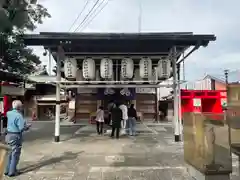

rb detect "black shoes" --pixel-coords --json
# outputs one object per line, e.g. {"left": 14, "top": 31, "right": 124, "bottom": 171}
{"left": 5, "top": 171, "right": 22, "bottom": 177}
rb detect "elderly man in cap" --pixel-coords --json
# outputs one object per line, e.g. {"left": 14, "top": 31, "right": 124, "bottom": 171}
{"left": 4, "top": 100, "right": 31, "bottom": 177}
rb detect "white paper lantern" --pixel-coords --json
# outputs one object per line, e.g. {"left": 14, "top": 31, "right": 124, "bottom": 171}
{"left": 158, "top": 59, "right": 171, "bottom": 79}
{"left": 139, "top": 57, "right": 152, "bottom": 79}
{"left": 121, "top": 58, "right": 134, "bottom": 79}
{"left": 82, "top": 58, "right": 96, "bottom": 80}
{"left": 64, "top": 58, "right": 77, "bottom": 79}
{"left": 100, "top": 58, "right": 113, "bottom": 79}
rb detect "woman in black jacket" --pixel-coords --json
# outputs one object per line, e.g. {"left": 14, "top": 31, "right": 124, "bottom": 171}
{"left": 128, "top": 104, "right": 137, "bottom": 136}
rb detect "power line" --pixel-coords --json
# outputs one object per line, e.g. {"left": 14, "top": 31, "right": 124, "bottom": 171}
{"left": 73, "top": 0, "right": 101, "bottom": 32}
{"left": 79, "top": 0, "right": 107, "bottom": 31}
{"left": 79, "top": 0, "right": 109, "bottom": 32}
{"left": 68, "top": 0, "right": 90, "bottom": 32}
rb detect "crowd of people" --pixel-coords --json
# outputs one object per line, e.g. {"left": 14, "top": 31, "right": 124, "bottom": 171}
{"left": 95, "top": 101, "right": 137, "bottom": 139}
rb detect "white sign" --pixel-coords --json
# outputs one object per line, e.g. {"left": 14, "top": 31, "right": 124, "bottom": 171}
{"left": 193, "top": 98, "right": 201, "bottom": 107}
{"left": 136, "top": 88, "right": 156, "bottom": 94}
{"left": 77, "top": 88, "right": 97, "bottom": 94}
{"left": 221, "top": 98, "right": 227, "bottom": 107}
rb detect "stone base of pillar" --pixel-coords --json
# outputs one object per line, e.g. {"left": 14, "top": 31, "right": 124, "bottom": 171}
{"left": 174, "top": 135, "right": 180, "bottom": 142}
{"left": 238, "top": 155, "right": 240, "bottom": 176}
{"left": 186, "top": 164, "right": 230, "bottom": 180}
{"left": 54, "top": 136, "right": 60, "bottom": 142}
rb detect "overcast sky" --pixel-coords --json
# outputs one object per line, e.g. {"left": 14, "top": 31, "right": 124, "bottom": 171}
{"left": 33, "top": 0, "right": 240, "bottom": 81}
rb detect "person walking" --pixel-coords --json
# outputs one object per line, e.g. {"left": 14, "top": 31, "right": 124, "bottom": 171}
{"left": 111, "top": 102, "right": 122, "bottom": 139}
{"left": 107, "top": 101, "right": 115, "bottom": 126}
{"left": 5, "top": 100, "right": 31, "bottom": 177}
{"left": 119, "top": 102, "right": 128, "bottom": 134}
{"left": 128, "top": 104, "right": 137, "bottom": 136}
{"left": 95, "top": 106, "right": 104, "bottom": 135}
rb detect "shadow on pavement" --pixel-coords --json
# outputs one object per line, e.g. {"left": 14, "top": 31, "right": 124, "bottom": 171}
{"left": 0, "top": 122, "right": 87, "bottom": 143}
{"left": 19, "top": 151, "right": 84, "bottom": 174}
{"left": 24, "top": 124, "right": 86, "bottom": 142}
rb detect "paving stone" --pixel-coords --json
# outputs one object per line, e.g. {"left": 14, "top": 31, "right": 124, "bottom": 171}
{"left": 1, "top": 121, "right": 238, "bottom": 180}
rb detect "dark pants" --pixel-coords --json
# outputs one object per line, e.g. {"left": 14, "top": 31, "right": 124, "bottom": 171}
{"left": 96, "top": 121, "right": 103, "bottom": 134}
{"left": 106, "top": 114, "right": 111, "bottom": 125}
{"left": 2, "top": 116, "right": 7, "bottom": 128}
{"left": 111, "top": 127, "right": 120, "bottom": 139}
{"left": 5, "top": 133, "right": 22, "bottom": 175}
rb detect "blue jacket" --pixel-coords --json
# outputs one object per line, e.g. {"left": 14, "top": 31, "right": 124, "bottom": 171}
{"left": 6, "top": 109, "right": 27, "bottom": 133}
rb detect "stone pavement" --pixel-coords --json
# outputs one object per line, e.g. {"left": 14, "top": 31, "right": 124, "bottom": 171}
{"left": 1, "top": 121, "right": 239, "bottom": 180}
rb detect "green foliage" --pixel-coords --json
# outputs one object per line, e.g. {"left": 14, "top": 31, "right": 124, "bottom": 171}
{"left": 0, "top": 0, "right": 51, "bottom": 75}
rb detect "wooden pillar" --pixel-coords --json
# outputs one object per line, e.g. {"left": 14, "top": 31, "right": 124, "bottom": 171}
{"left": 97, "top": 100, "right": 102, "bottom": 108}
{"left": 155, "top": 88, "right": 159, "bottom": 122}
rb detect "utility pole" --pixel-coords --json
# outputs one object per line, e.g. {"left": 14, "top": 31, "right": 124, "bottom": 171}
{"left": 48, "top": 48, "right": 51, "bottom": 76}
{"left": 138, "top": 0, "right": 142, "bottom": 33}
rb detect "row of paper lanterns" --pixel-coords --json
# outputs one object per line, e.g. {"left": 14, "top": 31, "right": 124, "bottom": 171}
{"left": 64, "top": 58, "right": 171, "bottom": 80}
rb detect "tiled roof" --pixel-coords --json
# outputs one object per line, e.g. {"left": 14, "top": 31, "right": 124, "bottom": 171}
{"left": 205, "top": 70, "right": 240, "bottom": 83}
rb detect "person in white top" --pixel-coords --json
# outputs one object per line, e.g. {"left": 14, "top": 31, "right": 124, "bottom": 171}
{"left": 119, "top": 103, "right": 128, "bottom": 132}
{"left": 95, "top": 106, "right": 104, "bottom": 135}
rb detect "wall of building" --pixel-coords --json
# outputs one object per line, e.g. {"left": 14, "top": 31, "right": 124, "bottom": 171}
{"left": 214, "top": 81, "right": 226, "bottom": 90}
{"left": 75, "top": 88, "right": 157, "bottom": 121}
{"left": 24, "top": 96, "right": 37, "bottom": 118}
{"left": 75, "top": 88, "right": 97, "bottom": 120}
{"left": 158, "top": 87, "right": 172, "bottom": 100}
{"left": 183, "top": 77, "right": 227, "bottom": 91}
{"left": 184, "top": 78, "right": 212, "bottom": 90}
{"left": 135, "top": 88, "right": 157, "bottom": 120}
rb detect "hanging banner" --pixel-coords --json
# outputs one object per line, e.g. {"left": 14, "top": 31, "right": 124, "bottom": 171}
{"left": 97, "top": 88, "right": 135, "bottom": 100}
